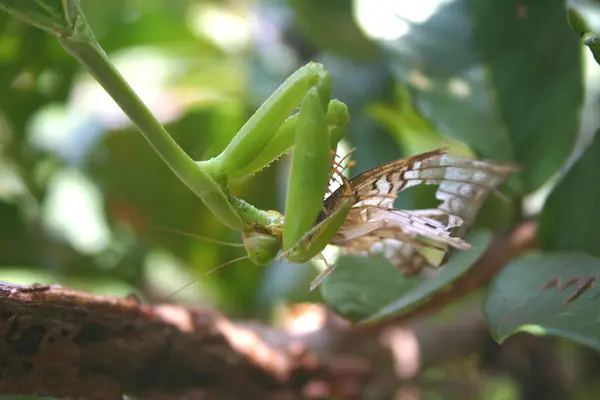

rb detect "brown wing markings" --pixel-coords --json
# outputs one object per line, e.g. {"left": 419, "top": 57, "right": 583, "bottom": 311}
{"left": 322, "top": 149, "right": 447, "bottom": 212}
{"left": 347, "top": 148, "right": 447, "bottom": 191}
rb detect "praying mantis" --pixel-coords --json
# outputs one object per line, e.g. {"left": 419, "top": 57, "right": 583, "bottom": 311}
{"left": 192, "top": 62, "right": 353, "bottom": 270}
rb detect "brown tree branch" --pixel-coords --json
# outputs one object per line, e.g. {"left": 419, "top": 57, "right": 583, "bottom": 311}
{"left": 0, "top": 282, "right": 365, "bottom": 399}
{"left": 0, "top": 221, "right": 538, "bottom": 399}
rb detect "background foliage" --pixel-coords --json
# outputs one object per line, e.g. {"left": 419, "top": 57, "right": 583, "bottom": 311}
{"left": 2, "top": 0, "right": 600, "bottom": 398}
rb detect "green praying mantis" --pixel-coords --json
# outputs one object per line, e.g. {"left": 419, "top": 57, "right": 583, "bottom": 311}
{"left": 194, "top": 62, "right": 354, "bottom": 271}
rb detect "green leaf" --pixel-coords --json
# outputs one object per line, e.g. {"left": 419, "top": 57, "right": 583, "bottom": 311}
{"left": 469, "top": 0, "right": 583, "bottom": 191}
{"left": 484, "top": 253, "right": 600, "bottom": 351}
{"left": 321, "top": 231, "right": 492, "bottom": 323}
{"left": 387, "top": 0, "right": 583, "bottom": 192}
{"left": 366, "top": 83, "right": 474, "bottom": 157}
{"left": 539, "top": 130, "right": 600, "bottom": 257}
{"left": 288, "top": 0, "right": 379, "bottom": 60}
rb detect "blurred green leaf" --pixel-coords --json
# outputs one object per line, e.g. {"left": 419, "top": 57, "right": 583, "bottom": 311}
{"left": 539, "top": 130, "right": 600, "bottom": 257}
{"left": 321, "top": 231, "right": 492, "bottom": 323}
{"left": 288, "top": 0, "right": 379, "bottom": 60}
{"left": 366, "top": 83, "right": 474, "bottom": 157}
{"left": 484, "top": 253, "right": 600, "bottom": 351}
{"left": 386, "top": 1, "right": 513, "bottom": 165}
{"left": 471, "top": 191, "right": 516, "bottom": 232}
{"left": 469, "top": 0, "right": 583, "bottom": 191}
{"left": 0, "top": 25, "right": 77, "bottom": 138}
{"left": 81, "top": 0, "right": 204, "bottom": 49}
{"left": 387, "top": 0, "right": 583, "bottom": 192}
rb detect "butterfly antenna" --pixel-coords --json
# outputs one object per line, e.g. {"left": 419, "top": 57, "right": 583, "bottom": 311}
{"left": 329, "top": 148, "right": 356, "bottom": 180}
{"left": 331, "top": 163, "right": 353, "bottom": 186}
{"left": 153, "top": 225, "right": 245, "bottom": 247}
{"left": 337, "top": 147, "right": 356, "bottom": 164}
{"left": 163, "top": 255, "right": 250, "bottom": 301}
{"left": 331, "top": 158, "right": 355, "bottom": 174}
{"left": 331, "top": 160, "right": 344, "bottom": 174}
{"left": 336, "top": 148, "right": 357, "bottom": 171}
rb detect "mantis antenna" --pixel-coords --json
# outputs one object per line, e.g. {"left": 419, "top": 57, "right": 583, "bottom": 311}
{"left": 163, "top": 255, "right": 250, "bottom": 301}
{"left": 149, "top": 225, "right": 249, "bottom": 301}
{"left": 153, "top": 225, "right": 245, "bottom": 247}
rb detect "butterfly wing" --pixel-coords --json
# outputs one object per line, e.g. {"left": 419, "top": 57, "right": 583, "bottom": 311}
{"left": 332, "top": 149, "right": 518, "bottom": 273}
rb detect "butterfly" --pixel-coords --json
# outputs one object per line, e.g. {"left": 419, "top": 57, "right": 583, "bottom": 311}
{"left": 310, "top": 147, "right": 519, "bottom": 289}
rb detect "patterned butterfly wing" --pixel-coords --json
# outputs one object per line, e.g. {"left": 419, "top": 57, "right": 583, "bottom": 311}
{"left": 310, "top": 148, "right": 460, "bottom": 289}
{"left": 326, "top": 148, "right": 518, "bottom": 274}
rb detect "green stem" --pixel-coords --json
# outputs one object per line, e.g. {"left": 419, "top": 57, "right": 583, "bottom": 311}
{"left": 58, "top": 36, "right": 244, "bottom": 231}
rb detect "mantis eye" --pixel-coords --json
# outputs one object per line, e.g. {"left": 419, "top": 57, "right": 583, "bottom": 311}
{"left": 242, "top": 230, "right": 282, "bottom": 265}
